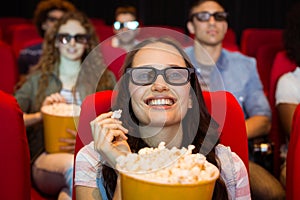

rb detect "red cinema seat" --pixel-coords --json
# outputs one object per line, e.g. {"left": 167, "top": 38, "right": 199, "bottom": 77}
{"left": 268, "top": 50, "right": 297, "bottom": 177}
{"left": 202, "top": 91, "right": 249, "bottom": 172}
{"left": 0, "top": 17, "right": 31, "bottom": 43}
{"left": 255, "top": 42, "right": 284, "bottom": 95}
{"left": 89, "top": 18, "right": 105, "bottom": 27}
{"left": 286, "top": 104, "right": 300, "bottom": 200}
{"left": 240, "top": 28, "right": 283, "bottom": 57}
{"left": 94, "top": 24, "right": 114, "bottom": 42}
{"left": 10, "top": 24, "right": 42, "bottom": 57}
{"left": 72, "top": 90, "right": 115, "bottom": 200}
{"left": 0, "top": 90, "right": 31, "bottom": 200}
{"left": 0, "top": 40, "right": 18, "bottom": 94}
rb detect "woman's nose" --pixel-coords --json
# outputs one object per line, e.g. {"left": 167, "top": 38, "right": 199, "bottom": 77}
{"left": 69, "top": 37, "right": 76, "bottom": 45}
{"left": 151, "top": 75, "right": 169, "bottom": 92}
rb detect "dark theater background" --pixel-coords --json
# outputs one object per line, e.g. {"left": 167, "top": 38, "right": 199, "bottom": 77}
{"left": 1, "top": 0, "right": 300, "bottom": 43}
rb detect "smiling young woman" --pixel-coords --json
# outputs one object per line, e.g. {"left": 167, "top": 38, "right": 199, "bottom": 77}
{"left": 74, "top": 37, "right": 251, "bottom": 200}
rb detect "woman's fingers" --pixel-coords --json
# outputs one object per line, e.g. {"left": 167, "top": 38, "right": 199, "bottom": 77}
{"left": 59, "top": 137, "right": 76, "bottom": 144}
{"left": 113, "top": 140, "right": 131, "bottom": 153}
{"left": 105, "top": 129, "right": 128, "bottom": 142}
{"left": 90, "top": 112, "right": 128, "bottom": 142}
{"left": 66, "top": 128, "right": 77, "bottom": 137}
{"left": 90, "top": 111, "right": 130, "bottom": 167}
{"left": 93, "top": 111, "right": 113, "bottom": 122}
{"left": 59, "top": 129, "right": 76, "bottom": 152}
{"left": 42, "top": 93, "right": 66, "bottom": 106}
{"left": 59, "top": 144, "right": 75, "bottom": 152}
{"left": 100, "top": 123, "right": 128, "bottom": 134}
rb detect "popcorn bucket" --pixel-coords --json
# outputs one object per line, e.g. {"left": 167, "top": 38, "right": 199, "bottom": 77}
{"left": 119, "top": 169, "right": 219, "bottom": 200}
{"left": 41, "top": 103, "right": 81, "bottom": 153}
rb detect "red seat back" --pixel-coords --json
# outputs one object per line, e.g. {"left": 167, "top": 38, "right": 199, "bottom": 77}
{"left": 286, "top": 104, "right": 300, "bottom": 200}
{"left": 268, "top": 50, "right": 297, "bottom": 176}
{"left": 0, "top": 90, "right": 31, "bottom": 200}
{"left": 241, "top": 28, "right": 283, "bottom": 57}
{"left": 202, "top": 91, "right": 249, "bottom": 172}
{"left": 94, "top": 24, "right": 114, "bottom": 42}
{"left": 10, "top": 24, "right": 42, "bottom": 57}
{"left": 72, "top": 90, "right": 115, "bottom": 200}
{"left": 0, "top": 17, "right": 31, "bottom": 43}
{"left": 89, "top": 18, "right": 105, "bottom": 27}
{"left": 0, "top": 41, "right": 18, "bottom": 94}
{"left": 75, "top": 90, "right": 115, "bottom": 156}
{"left": 255, "top": 42, "right": 284, "bottom": 95}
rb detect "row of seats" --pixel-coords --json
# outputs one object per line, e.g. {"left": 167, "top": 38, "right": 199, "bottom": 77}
{"left": 240, "top": 28, "right": 285, "bottom": 97}
{"left": 0, "top": 40, "right": 18, "bottom": 94}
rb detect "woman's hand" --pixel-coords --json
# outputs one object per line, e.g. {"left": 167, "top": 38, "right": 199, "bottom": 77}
{"left": 42, "top": 92, "right": 66, "bottom": 107}
{"left": 59, "top": 128, "right": 77, "bottom": 153}
{"left": 90, "top": 111, "right": 130, "bottom": 168}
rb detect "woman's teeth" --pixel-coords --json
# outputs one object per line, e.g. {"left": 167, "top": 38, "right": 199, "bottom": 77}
{"left": 148, "top": 99, "right": 174, "bottom": 106}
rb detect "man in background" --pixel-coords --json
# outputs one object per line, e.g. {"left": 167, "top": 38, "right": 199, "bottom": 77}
{"left": 185, "top": 0, "right": 285, "bottom": 199}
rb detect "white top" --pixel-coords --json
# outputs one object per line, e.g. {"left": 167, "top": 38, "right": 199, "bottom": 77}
{"left": 275, "top": 67, "right": 300, "bottom": 105}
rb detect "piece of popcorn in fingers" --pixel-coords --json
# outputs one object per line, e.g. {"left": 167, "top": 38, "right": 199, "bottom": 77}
{"left": 111, "top": 109, "right": 122, "bottom": 119}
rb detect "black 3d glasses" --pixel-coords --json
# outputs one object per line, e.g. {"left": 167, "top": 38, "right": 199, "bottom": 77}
{"left": 56, "top": 33, "right": 90, "bottom": 44}
{"left": 190, "top": 11, "right": 228, "bottom": 22}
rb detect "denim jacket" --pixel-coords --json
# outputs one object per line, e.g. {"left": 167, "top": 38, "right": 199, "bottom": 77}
{"left": 185, "top": 47, "right": 271, "bottom": 119}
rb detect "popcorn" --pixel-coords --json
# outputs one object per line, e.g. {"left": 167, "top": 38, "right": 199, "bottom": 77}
{"left": 116, "top": 142, "right": 219, "bottom": 184}
{"left": 41, "top": 103, "right": 81, "bottom": 117}
{"left": 111, "top": 109, "right": 122, "bottom": 119}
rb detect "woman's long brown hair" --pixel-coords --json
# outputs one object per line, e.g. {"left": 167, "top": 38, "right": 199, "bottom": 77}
{"left": 102, "top": 37, "right": 229, "bottom": 200}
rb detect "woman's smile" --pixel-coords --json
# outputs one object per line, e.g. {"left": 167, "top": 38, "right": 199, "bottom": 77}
{"left": 144, "top": 95, "right": 177, "bottom": 107}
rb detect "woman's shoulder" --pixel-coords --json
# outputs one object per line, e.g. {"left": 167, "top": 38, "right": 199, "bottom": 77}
{"left": 76, "top": 141, "right": 101, "bottom": 166}
{"left": 215, "top": 143, "right": 232, "bottom": 155}
{"left": 215, "top": 144, "right": 250, "bottom": 199}
{"left": 75, "top": 141, "right": 102, "bottom": 188}
{"left": 25, "top": 70, "right": 51, "bottom": 84}
{"left": 215, "top": 144, "right": 248, "bottom": 181}
{"left": 215, "top": 144, "right": 244, "bottom": 165}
